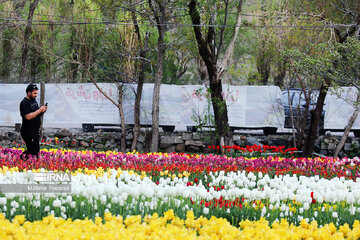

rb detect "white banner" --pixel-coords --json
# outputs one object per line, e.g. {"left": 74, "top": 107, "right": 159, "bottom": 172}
{"left": 0, "top": 83, "right": 285, "bottom": 130}
{"left": 324, "top": 87, "right": 360, "bottom": 130}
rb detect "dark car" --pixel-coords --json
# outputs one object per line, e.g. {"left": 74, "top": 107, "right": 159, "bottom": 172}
{"left": 281, "top": 89, "right": 325, "bottom": 132}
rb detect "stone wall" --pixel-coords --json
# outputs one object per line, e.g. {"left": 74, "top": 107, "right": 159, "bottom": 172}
{"left": 0, "top": 127, "right": 359, "bottom": 157}
{"left": 0, "top": 128, "right": 218, "bottom": 153}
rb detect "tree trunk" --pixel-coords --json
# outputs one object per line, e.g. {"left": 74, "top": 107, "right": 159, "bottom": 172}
{"left": 334, "top": 92, "right": 360, "bottom": 158}
{"left": 150, "top": 28, "right": 165, "bottom": 152}
{"left": 217, "top": 0, "right": 243, "bottom": 76}
{"left": 20, "top": 0, "right": 40, "bottom": 83}
{"left": 189, "top": 0, "right": 234, "bottom": 149}
{"left": 149, "top": 0, "right": 168, "bottom": 152}
{"left": 79, "top": 26, "right": 89, "bottom": 83}
{"left": 197, "top": 57, "right": 209, "bottom": 84}
{"left": 209, "top": 77, "right": 231, "bottom": 148}
{"left": 131, "top": 25, "right": 149, "bottom": 150}
{"left": 69, "top": 27, "right": 79, "bottom": 82}
{"left": 48, "top": 23, "right": 55, "bottom": 82}
{"left": 39, "top": 82, "right": 45, "bottom": 141}
{"left": 1, "top": 30, "right": 13, "bottom": 82}
{"left": 69, "top": 2, "right": 78, "bottom": 83}
{"left": 117, "top": 85, "right": 127, "bottom": 152}
{"left": 303, "top": 79, "right": 331, "bottom": 157}
{"left": 30, "top": 43, "right": 39, "bottom": 81}
{"left": 256, "top": 50, "right": 270, "bottom": 85}
{"left": 274, "top": 61, "right": 286, "bottom": 88}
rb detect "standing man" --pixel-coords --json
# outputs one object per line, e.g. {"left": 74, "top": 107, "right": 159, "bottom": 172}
{"left": 20, "top": 83, "right": 47, "bottom": 160}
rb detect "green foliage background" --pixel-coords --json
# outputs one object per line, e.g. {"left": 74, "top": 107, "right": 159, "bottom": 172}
{"left": 0, "top": 0, "right": 358, "bottom": 87}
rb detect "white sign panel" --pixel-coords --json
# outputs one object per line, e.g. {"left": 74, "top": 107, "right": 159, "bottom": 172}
{"left": 324, "top": 87, "right": 360, "bottom": 130}
{"left": 0, "top": 83, "right": 285, "bottom": 130}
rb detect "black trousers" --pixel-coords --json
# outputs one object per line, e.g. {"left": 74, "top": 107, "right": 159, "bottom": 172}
{"left": 21, "top": 130, "right": 40, "bottom": 159}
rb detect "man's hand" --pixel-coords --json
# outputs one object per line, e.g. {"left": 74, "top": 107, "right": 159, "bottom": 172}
{"left": 40, "top": 105, "right": 47, "bottom": 113}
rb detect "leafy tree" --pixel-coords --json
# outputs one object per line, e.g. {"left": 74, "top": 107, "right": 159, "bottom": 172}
{"left": 285, "top": 36, "right": 360, "bottom": 156}
{"left": 284, "top": 0, "right": 359, "bottom": 157}
{"left": 330, "top": 38, "right": 360, "bottom": 157}
{"left": 189, "top": 0, "right": 244, "bottom": 149}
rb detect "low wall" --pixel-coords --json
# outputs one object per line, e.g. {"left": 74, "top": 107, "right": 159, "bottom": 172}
{"left": 0, "top": 127, "right": 358, "bottom": 158}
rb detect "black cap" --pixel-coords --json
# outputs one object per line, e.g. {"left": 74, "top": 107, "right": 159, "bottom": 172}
{"left": 26, "top": 83, "right": 38, "bottom": 93}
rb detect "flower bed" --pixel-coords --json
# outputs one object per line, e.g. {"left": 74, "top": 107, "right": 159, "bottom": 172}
{"left": 1, "top": 147, "right": 359, "bottom": 180}
{"left": 1, "top": 146, "right": 360, "bottom": 238}
{"left": 1, "top": 211, "right": 360, "bottom": 239}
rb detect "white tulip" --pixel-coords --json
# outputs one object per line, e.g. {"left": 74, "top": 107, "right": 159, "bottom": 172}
{"left": 0, "top": 197, "right": 6, "bottom": 205}
{"left": 52, "top": 199, "right": 61, "bottom": 208}
{"left": 25, "top": 193, "right": 33, "bottom": 201}
{"left": 346, "top": 194, "right": 355, "bottom": 204}
{"left": 5, "top": 193, "right": 15, "bottom": 199}
{"left": 203, "top": 207, "right": 209, "bottom": 214}
{"left": 100, "top": 195, "right": 107, "bottom": 204}
{"left": 303, "top": 203, "right": 310, "bottom": 211}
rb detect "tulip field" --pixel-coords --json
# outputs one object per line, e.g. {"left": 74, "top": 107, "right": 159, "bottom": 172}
{"left": 1, "top": 145, "right": 360, "bottom": 239}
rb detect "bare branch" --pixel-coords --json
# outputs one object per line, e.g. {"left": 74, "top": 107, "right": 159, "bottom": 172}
{"left": 215, "top": 0, "right": 229, "bottom": 61}
{"left": 217, "top": 0, "right": 243, "bottom": 79}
